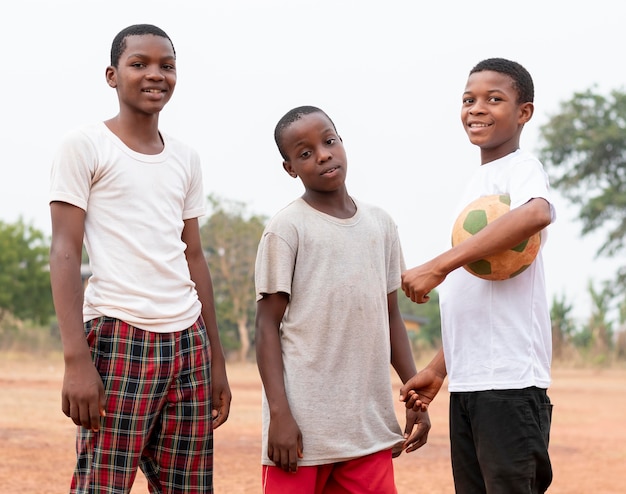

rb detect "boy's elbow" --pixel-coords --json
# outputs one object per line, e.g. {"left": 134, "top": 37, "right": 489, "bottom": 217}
{"left": 530, "top": 198, "right": 552, "bottom": 229}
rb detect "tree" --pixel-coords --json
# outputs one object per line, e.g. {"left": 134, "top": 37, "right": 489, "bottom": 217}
{"left": 398, "top": 289, "right": 441, "bottom": 347}
{"left": 200, "top": 196, "right": 266, "bottom": 361}
{"left": 0, "top": 219, "right": 53, "bottom": 325}
{"left": 539, "top": 87, "right": 626, "bottom": 290}
{"left": 585, "top": 280, "right": 614, "bottom": 363}
{"left": 615, "top": 296, "right": 626, "bottom": 360}
{"left": 549, "top": 292, "right": 577, "bottom": 360}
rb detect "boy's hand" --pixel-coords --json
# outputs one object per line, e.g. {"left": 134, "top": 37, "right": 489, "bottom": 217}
{"left": 62, "top": 357, "right": 106, "bottom": 432}
{"left": 402, "top": 409, "right": 431, "bottom": 453}
{"left": 399, "top": 369, "right": 444, "bottom": 412}
{"left": 267, "top": 410, "right": 303, "bottom": 473}
{"left": 210, "top": 363, "right": 232, "bottom": 428}
{"left": 401, "top": 261, "right": 446, "bottom": 304}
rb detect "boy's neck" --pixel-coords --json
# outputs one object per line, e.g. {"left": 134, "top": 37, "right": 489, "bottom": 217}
{"left": 104, "top": 113, "right": 164, "bottom": 155}
{"left": 480, "top": 145, "right": 520, "bottom": 165}
{"left": 301, "top": 190, "right": 356, "bottom": 219}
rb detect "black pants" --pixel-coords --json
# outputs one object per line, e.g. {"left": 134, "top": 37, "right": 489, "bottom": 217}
{"left": 449, "top": 387, "right": 553, "bottom": 494}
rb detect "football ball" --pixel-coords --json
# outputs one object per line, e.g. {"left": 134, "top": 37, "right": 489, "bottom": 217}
{"left": 451, "top": 194, "right": 541, "bottom": 281}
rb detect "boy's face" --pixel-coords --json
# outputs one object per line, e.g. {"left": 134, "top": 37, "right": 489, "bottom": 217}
{"left": 281, "top": 112, "right": 348, "bottom": 193}
{"left": 461, "top": 70, "right": 533, "bottom": 163}
{"left": 105, "top": 34, "right": 176, "bottom": 116}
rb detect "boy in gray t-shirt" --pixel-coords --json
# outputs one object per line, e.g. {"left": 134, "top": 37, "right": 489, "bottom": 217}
{"left": 255, "top": 106, "right": 430, "bottom": 493}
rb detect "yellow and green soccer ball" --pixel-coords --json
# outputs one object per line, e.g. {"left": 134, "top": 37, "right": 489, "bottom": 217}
{"left": 451, "top": 194, "right": 541, "bottom": 281}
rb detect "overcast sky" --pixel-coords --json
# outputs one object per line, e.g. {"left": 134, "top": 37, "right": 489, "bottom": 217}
{"left": 2, "top": 0, "right": 623, "bottom": 321}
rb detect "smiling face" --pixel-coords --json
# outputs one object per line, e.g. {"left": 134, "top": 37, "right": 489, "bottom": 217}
{"left": 105, "top": 34, "right": 176, "bottom": 116}
{"left": 280, "top": 111, "right": 348, "bottom": 195}
{"left": 461, "top": 70, "right": 533, "bottom": 164}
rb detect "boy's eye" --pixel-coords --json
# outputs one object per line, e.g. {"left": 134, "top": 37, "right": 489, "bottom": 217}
{"left": 162, "top": 64, "right": 175, "bottom": 71}
{"left": 326, "top": 138, "right": 336, "bottom": 145}
{"left": 300, "top": 151, "right": 311, "bottom": 159}
{"left": 462, "top": 97, "right": 474, "bottom": 104}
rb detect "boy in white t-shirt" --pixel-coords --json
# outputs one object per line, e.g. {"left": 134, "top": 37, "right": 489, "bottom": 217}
{"left": 49, "top": 24, "right": 231, "bottom": 493}
{"left": 400, "top": 58, "right": 555, "bottom": 494}
{"left": 255, "top": 106, "right": 430, "bottom": 493}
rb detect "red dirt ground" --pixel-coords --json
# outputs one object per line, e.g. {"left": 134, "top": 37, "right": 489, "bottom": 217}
{"left": 1, "top": 354, "right": 624, "bottom": 493}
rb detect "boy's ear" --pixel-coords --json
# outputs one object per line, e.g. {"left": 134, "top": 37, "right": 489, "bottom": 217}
{"left": 519, "top": 102, "right": 534, "bottom": 124}
{"left": 283, "top": 160, "right": 297, "bottom": 178}
{"left": 105, "top": 66, "right": 117, "bottom": 88}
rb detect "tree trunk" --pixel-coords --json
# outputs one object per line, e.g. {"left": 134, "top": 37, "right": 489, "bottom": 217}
{"left": 237, "top": 316, "right": 250, "bottom": 362}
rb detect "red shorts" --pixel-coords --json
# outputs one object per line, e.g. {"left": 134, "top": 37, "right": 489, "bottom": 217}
{"left": 262, "top": 449, "right": 397, "bottom": 494}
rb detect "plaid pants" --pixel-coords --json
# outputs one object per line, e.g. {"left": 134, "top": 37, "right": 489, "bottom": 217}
{"left": 70, "top": 317, "right": 214, "bottom": 494}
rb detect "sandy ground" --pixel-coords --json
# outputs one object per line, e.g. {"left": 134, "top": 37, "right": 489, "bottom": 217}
{"left": 1, "top": 353, "right": 625, "bottom": 493}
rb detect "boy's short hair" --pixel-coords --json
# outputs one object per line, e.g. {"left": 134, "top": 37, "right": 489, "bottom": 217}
{"left": 470, "top": 58, "right": 534, "bottom": 104}
{"left": 274, "top": 106, "right": 338, "bottom": 160}
{"left": 110, "top": 24, "right": 175, "bottom": 68}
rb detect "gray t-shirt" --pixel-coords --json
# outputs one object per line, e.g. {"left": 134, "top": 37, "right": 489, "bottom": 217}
{"left": 255, "top": 197, "right": 406, "bottom": 466}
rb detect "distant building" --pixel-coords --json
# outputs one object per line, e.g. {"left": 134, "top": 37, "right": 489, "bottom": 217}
{"left": 402, "top": 314, "right": 429, "bottom": 334}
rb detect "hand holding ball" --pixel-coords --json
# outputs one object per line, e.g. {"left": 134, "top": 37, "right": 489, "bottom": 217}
{"left": 451, "top": 194, "right": 540, "bottom": 280}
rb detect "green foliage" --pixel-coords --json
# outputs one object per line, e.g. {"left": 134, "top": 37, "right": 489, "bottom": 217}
{"left": 550, "top": 292, "right": 578, "bottom": 359}
{"left": 550, "top": 292, "right": 577, "bottom": 338}
{"left": 398, "top": 290, "right": 441, "bottom": 346}
{"left": 0, "top": 219, "right": 54, "bottom": 325}
{"left": 539, "top": 87, "right": 626, "bottom": 288}
{"left": 200, "top": 195, "right": 267, "bottom": 357}
{"left": 571, "top": 328, "right": 593, "bottom": 349}
{"left": 585, "top": 280, "right": 614, "bottom": 351}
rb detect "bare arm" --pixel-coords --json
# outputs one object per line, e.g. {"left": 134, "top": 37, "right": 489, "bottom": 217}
{"left": 402, "top": 198, "right": 552, "bottom": 303}
{"left": 388, "top": 290, "right": 431, "bottom": 453}
{"left": 388, "top": 290, "right": 418, "bottom": 383}
{"left": 49, "top": 201, "right": 106, "bottom": 431}
{"left": 399, "top": 347, "right": 447, "bottom": 412}
{"left": 255, "top": 292, "right": 303, "bottom": 472}
{"left": 182, "top": 218, "right": 231, "bottom": 428}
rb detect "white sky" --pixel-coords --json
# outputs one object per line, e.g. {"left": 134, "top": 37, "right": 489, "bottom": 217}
{"left": 1, "top": 0, "right": 624, "bottom": 322}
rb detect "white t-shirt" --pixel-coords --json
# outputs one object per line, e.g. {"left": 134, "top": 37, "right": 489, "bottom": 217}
{"left": 439, "top": 149, "right": 556, "bottom": 392}
{"left": 255, "top": 198, "right": 405, "bottom": 466}
{"left": 50, "top": 122, "right": 204, "bottom": 333}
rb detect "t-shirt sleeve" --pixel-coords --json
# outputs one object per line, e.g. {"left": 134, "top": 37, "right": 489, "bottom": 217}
{"left": 182, "top": 149, "right": 206, "bottom": 220}
{"left": 254, "top": 231, "right": 296, "bottom": 301}
{"left": 386, "top": 220, "right": 406, "bottom": 294}
{"left": 49, "top": 129, "right": 95, "bottom": 211}
{"left": 510, "top": 157, "right": 556, "bottom": 223}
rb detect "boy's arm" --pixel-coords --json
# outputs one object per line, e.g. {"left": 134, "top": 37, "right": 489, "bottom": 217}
{"left": 388, "top": 290, "right": 418, "bottom": 383}
{"left": 255, "top": 292, "right": 303, "bottom": 472}
{"left": 402, "top": 197, "right": 552, "bottom": 303}
{"left": 49, "top": 201, "right": 106, "bottom": 432}
{"left": 182, "top": 218, "right": 231, "bottom": 428}
{"left": 399, "top": 347, "right": 447, "bottom": 412}
{"left": 388, "top": 290, "right": 431, "bottom": 453}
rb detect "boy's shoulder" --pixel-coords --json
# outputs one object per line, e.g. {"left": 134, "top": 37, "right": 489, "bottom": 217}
{"left": 498, "top": 148, "right": 543, "bottom": 167}
{"left": 160, "top": 130, "right": 197, "bottom": 153}
{"left": 480, "top": 149, "right": 546, "bottom": 177}
{"left": 265, "top": 198, "right": 309, "bottom": 227}
{"left": 353, "top": 198, "right": 399, "bottom": 229}
{"left": 60, "top": 121, "right": 106, "bottom": 142}
{"left": 54, "top": 122, "right": 110, "bottom": 158}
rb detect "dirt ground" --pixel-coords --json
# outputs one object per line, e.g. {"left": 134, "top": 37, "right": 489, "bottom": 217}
{"left": 1, "top": 352, "right": 625, "bottom": 494}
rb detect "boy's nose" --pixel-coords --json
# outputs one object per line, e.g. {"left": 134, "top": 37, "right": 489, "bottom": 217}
{"left": 468, "top": 101, "right": 486, "bottom": 114}
{"left": 317, "top": 148, "right": 332, "bottom": 163}
{"left": 146, "top": 68, "right": 166, "bottom": 80}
